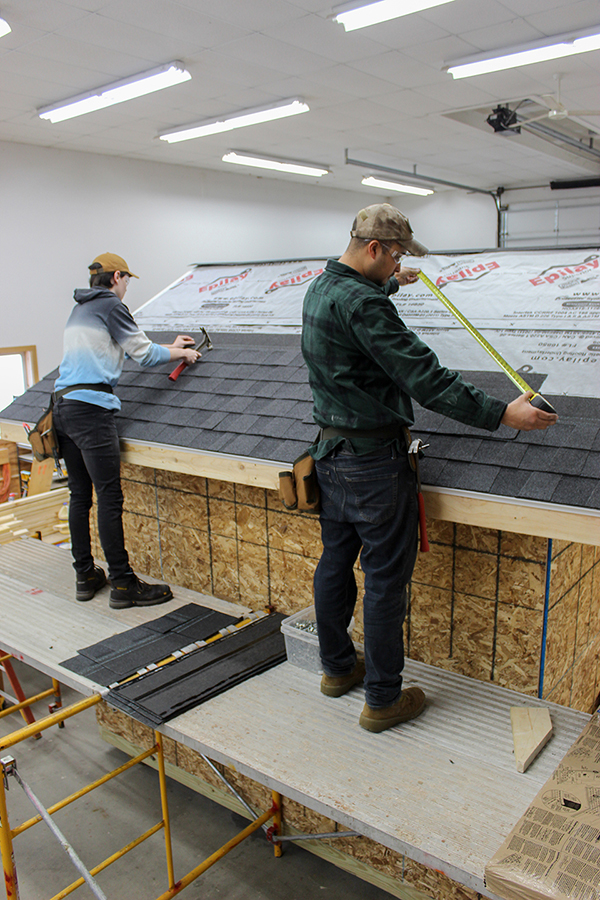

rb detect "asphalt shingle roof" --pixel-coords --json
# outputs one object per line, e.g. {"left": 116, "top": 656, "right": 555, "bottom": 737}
{"left": 2, "top": 331, "right": 599, "bottom": 511}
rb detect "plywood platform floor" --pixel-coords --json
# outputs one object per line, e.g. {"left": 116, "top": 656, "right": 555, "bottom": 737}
{"left": 0, "top": 540, "right": 589, "bottom": 899}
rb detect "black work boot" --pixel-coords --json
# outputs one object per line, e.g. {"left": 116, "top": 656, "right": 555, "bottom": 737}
{"left": 76, "top": 566, "right": 107, "bottom": 602}
{"left": 109, "top": 575, "right": 173, "bottom": 609}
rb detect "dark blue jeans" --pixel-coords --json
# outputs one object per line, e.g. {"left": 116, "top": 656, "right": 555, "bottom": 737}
{"left": 314, "top": 444, "right": 418, "bottom": 708}
{"left": 53, "top": 399, "right": 132, "bottom": 581}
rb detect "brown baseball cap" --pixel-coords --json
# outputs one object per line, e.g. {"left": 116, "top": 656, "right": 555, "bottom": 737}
{"left": 88, "top": 252, "right": 139, "bottom": 278}
{"left": 351, "top": 203, "right": 428, "bottom": 257}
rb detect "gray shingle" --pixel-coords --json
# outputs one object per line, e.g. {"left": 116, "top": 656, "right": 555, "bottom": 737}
{"left": 242, "top": 365, "right": 279, "bottom": 381}
{"left": 490, "top": 469, "right": 531, "bottom": 497}
{"left": 568, "top": 423, "right": 600, "bottom": 451}
{"left": 215, "top": 413, "right": 260, "bottom": 434}
{"left": 427, "top": 436, "right": 482, "bottom": 461}
{"left": 245, "top": 398, "right": 297, "bottom": 417}
{"left": 551, "top": 476, "right": 598, "bottom": 507}
{"left": 118, "top": 421, "right": 158, "bottom": 440}
{"left": 435, "top": 461, "right": 501, "bottom": 493}
{"left": 220, "top": 434, "right": 264, "bottom": 457}
{"left": 419, "top": 456, "right": 447, "bottom": 485}
{"left": 247, "top": 382, "right": 281, "bottom": 398}
{"left": 518, "top": 471, "right": 562, "bottom": 502}
{"left": 189, "top": 430, "right": 232, "bottom": 452}
{"left": 521, "top": 445, "right": 588, "bottom": 476}
{"left": 581, "top": 454, "right": 600, "bottom": 479}
{"left": 475, "top": 440, "right": 527, "bottom": 467}
{"left": 272, "top": 383, "right": 313, "bottom": 401}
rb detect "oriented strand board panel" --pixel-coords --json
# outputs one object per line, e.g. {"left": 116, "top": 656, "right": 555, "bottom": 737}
{"left": 511, "top": 707, "right": 553, "bottom": 773}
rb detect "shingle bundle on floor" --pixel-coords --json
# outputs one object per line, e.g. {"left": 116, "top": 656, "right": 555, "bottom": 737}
{"left": 2, "top": 331, "right": 599, "bottom": 510}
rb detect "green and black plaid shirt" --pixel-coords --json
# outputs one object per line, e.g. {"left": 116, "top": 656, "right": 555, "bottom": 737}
{"left": 301, "top": 259, "right": 507, "bottom": 458}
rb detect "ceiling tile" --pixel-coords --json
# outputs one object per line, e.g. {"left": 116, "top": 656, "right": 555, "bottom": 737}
{"left": 262, "top": 12, "right": 386, "bottom": 64}
{"left": 98, "top": 0, "right": 247, "bottom": 48}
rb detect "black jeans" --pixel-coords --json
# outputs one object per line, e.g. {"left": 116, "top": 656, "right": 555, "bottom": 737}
{"left": 53, "top": 399, "right": 132, "bottom": 581}
{"left": 314, "top": 445, "right": 419, "bottom": 708}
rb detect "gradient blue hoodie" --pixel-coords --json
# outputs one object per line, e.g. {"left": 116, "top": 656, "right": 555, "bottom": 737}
{"left": 54, "top": 287, "right": 170, "bottom": 411}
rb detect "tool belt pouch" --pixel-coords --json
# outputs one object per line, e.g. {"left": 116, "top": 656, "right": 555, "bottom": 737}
{"left": 294, "top": 451, "right": 320, "bottom": 512}
{"left": 28, "top": 399, "right": 59, "bottom": 463}
{"left": 278, "top": 471, "right": 297, "bottom": 510}
{"left": 278, "top": 451, "right": 321, "bottom": 512}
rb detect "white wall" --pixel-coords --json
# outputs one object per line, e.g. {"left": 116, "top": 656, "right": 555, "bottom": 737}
{"left": 0, "top": 141, "right": 497, "bottom": 377}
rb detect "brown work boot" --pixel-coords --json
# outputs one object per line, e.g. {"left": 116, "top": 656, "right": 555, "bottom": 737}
{"left": 359, "top": 686, "right": 426, "bottom": 733}
{"left": 321, "top": 659, "right": 366, "bottom": 697}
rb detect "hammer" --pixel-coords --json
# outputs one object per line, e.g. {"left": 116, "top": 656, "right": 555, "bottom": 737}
{"left": 168, "top": 328, "right": 213, "bottom": 382}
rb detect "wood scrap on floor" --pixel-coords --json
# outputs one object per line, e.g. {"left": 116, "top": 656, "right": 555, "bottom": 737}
{"left": 510, "top": 706, "right": 553, "bottom": 773}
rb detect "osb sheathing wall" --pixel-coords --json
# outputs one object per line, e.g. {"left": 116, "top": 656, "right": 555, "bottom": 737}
{"left": 92, "top": 462, "right": 600, "bottom": 900}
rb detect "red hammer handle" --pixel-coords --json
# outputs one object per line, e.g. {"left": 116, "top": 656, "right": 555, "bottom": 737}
{"left": 417, "top": 491, "right": 430, "bottom": 553}
{"left": 168, "top": 360, "right": 187, "bottom": 382}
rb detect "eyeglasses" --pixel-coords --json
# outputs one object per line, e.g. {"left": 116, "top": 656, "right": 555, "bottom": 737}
{"left": 378, "top": 241, "right": 404, "bottom": 263}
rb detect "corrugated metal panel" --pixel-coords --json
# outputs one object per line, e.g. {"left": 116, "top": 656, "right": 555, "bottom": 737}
{"left": 0, "top": 540, "right": 589, "bottom": 898}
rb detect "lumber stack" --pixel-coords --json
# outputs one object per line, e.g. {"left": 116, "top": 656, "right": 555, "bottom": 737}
{"left": 0, "top": 512, "right": 28, "bottom": 544}
{"left": 0, "top": 487, "right": 69, "bottom": 544}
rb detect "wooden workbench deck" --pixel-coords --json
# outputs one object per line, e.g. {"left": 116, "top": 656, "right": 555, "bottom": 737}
{"left": 0, "top": 539, "right": 589, "bottom": 899}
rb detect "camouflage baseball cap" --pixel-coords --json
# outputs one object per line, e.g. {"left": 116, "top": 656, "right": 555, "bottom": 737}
{"left": 89, "top": 252, "right": 139, "bottom": 278}
{"left": 350, "top": 203, "right": 428, "bottom": 257}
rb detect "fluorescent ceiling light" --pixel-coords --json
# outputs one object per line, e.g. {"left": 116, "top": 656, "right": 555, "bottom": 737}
{"left": 0, "top": 17, "right": 11, "bottom": 38}
{"left": 160, "top": 99, "right": 309, "bottom": 143}
{"left": 362, "top": 176, "right": 433, "bottom": 196}
{"left": 223, "top": 151, "right": 328, "bottom": 178}
{"left": 448, "top": 31, "right": 600, "bottom": 78}
{"left": 38, "top": 63, "right": 191, "bottom": 123}
{"left": 334, "top": 0, "right": 455, "bottom": 31}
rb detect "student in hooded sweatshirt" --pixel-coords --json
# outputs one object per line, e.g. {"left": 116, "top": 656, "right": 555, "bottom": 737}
{"left": 53, "top": 252, "right": 200, "bottom": 609}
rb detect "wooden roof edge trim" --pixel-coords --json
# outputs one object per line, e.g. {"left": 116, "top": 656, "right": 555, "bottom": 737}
{"left": 2, "top": 421, "right": 597, "bottom": 545}
{"left": 119, "top": 438, "right": 282, "bottom": 490}
{"left": 423, "top": 486, "right": 600, "bottom": 547}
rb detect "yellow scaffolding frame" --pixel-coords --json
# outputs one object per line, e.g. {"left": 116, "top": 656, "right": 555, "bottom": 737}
{"left": 0, "top": 650, "right": 64, "bottom": 735}
{"left": 0, "top": 693, "right": 282, "bottom": 900}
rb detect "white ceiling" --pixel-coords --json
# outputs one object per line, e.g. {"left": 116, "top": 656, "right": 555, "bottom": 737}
{"left": 1, "top": 0, "right": 600, "bottom": 195}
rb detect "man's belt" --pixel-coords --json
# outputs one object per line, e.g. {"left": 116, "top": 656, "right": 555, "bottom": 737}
{"left": 320, "top": 423, "right": 408, "bottom": 442}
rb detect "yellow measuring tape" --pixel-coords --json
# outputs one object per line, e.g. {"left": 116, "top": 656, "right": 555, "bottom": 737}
{"left": 417, "top": 271, "right": 556, "bottom": 414}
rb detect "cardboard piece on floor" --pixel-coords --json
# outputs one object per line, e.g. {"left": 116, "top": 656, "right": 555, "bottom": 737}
{"left": 511, "top": 706, "right": 553, "bottom": 774}
{"left": 486, "top": 716, "right": 600, "bottom": 900}
{"left": 28, "top": 458, "right": 54, "bottom": 496}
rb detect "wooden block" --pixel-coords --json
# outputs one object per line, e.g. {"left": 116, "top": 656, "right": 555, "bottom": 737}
{"left": 28, "top": 458, "right": 55, "bottom": 496}
{"left": 510, "top": 706, "right": 553, "bottom": 773}
{"left": 53, "top": 523, "right": 70, "bottom": 534}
